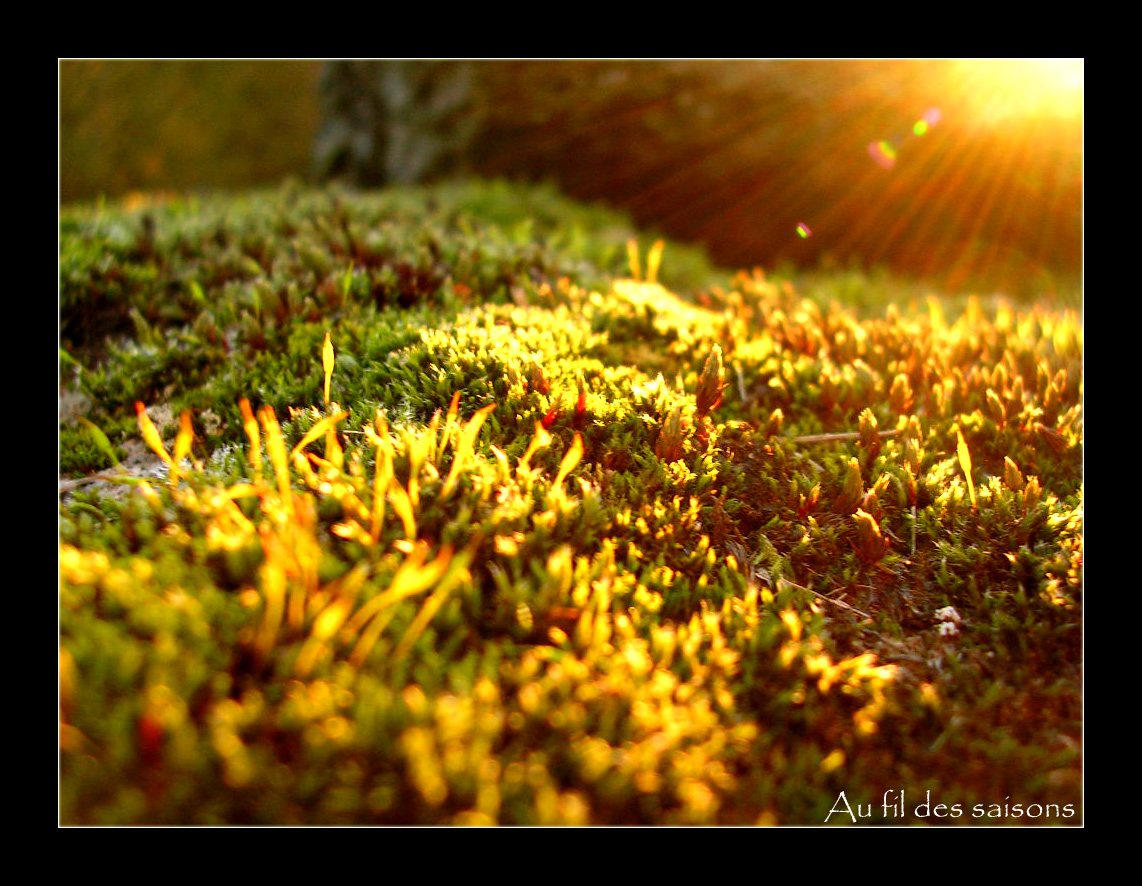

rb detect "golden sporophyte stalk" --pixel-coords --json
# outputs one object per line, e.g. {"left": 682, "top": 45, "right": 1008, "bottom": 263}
{"left": 135, "top": 402, "right": 171, "bottom": 469}
{"left": 323, "top": 332, "right": 334, "bottom": 408}
{"left": 552, "top": 433, "right": 584, "bottom": 492}
{"left": 260, "top": 405, "right": 292, "bottom": 504}
{"left": 239, "top": 398, "right": 261, "bottom": 482}
{"left": 346, "top": 542, "right": 455, "bottom": 668}
{"left": 955, "top": 426, "right": 977, "bottom": 512}
{"left": 135, "top": 402, "right": 194, "bottom": 488}
{"left": 646, "top": 239, "right": 664, "bottom": 284}
{"left": 626, "top": 238, "right": 665, "bottom": 283}
{"left": 440, "top": 400, "right": 497, "bottom": 500}
{"left": 519, "top": 421, "right": 553, "bottom": 476}
{"left": 626, "top": 239, "right": 641, "bottom": 282}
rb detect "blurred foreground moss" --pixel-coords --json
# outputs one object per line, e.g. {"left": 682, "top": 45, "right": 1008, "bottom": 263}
{"left": 59, "top": 181, "right": 1081, "bottom": 825}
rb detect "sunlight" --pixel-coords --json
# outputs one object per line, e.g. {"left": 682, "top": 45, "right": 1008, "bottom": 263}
{"left": 718, "top": 59, "right": 1084, "bottom": 293}
{"left": 949, "top": 59, "right": 1083, "bottom": 122}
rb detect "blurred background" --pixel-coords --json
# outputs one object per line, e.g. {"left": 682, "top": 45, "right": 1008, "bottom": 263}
{"left": 59, "top": 59, "right": 1082, "bottom": 298}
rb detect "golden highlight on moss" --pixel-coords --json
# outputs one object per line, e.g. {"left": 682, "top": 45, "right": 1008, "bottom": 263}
{"left": 59, "top": 181, "right": 1082, "bottom": 826}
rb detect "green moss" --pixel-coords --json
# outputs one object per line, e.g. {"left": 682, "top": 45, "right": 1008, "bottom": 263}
{"left": 59, "top": 180, "right": 1082, "bottom": 825}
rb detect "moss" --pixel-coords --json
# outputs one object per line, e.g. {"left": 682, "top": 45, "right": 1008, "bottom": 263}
{"left": 59, "top": 180, "right": 1082, "bottom": 825}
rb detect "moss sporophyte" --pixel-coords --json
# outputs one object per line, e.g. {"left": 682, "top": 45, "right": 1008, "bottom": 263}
{"left": 58, "top": 183, "right": 1081, "bottom": 825}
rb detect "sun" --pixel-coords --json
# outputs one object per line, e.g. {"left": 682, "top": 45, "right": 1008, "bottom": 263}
{"left": 949, "top": 59, "right": 1083, "bottom": 122}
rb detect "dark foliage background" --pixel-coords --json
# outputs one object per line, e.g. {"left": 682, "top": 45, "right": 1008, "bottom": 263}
{"left": 59, "top": 59, "right": 1081, "bottom": 297}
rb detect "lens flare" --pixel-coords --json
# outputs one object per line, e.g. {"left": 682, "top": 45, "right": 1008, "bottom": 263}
{"left": 868, "top": 140, "right": 898, "bottom": 169}
{"left": 913, "top": 108, "right": 941, "bottom": 136}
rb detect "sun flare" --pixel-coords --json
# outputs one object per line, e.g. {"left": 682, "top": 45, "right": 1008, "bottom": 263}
{"left": 950, "top": 59, "right": 1083, "bottom": 121}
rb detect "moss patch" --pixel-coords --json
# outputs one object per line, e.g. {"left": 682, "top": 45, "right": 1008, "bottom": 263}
{"left": 59, "top": 180, "right": 1082, "bottom": 825}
